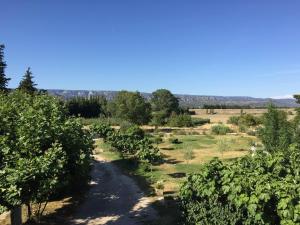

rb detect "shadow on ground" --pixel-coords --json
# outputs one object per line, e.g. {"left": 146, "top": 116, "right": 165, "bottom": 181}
{"left": 27, "top": 158, "right": 181, "bottom": 225}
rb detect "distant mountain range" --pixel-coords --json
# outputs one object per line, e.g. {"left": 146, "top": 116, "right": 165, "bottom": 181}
{"left": 46, "top": 89, "right": 299, "bottom": 108}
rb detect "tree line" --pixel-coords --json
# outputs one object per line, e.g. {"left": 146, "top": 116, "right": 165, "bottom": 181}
{"left": 0, "top": 45, "right": 38, "bottom": 94}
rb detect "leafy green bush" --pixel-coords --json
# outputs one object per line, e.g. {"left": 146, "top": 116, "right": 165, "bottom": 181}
{"left": 168, "top": 113, "right": 193, "bottom": 127}
{"left": 227, "top": 116, "right": 240, "bottom": 125}
{"left": 211, "top": 124, "right": 232, "bottom": 135}
{"left": 192, "top": 118, "right": 210, "bottom": 126}
{"left": 153, "top": 136, "right": 163, "bottom": 145}
{"left": 90, "top": 123, "right": 115, "bottom": 140}
{"left": 100, "top": 125, "right": 162, "bottom": 164}
{"left": 228, "top": 114, "right": 262, "bottom": 127}
{"left": 0, "top": 92, "right": 93, "bottom": 218}
{"left": 180, "top": 146, "right": 300, "bottom": 225}
{"left": 122, "top": 124, "right": 145, "bottom": 139}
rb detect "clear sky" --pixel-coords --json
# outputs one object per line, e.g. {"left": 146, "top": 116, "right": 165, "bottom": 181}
{"left": 1, "top": 0, "right": 300, "bottom": 98}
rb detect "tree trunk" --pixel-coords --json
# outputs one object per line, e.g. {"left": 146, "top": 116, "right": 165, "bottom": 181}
{"left": 26, "top": 202, "right": 32, "bottom": 220}
{"left": 10, "top": 206, "right": 22, "bottom": 225}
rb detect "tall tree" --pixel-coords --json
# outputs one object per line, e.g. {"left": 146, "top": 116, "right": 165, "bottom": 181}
{"left": 108, "top": 91, "right": 151, "bottom": 124}
{"left": 18, "top": 67, "right": 37, "bottom": 94}
{"left": 294, "top": 94, "right": 300, "bottom": 104}
{"left": 0, "top": 44, "right": 10, "bottom": 92}
{"left": 150, "top": 89, "right": 179, "bottom": 125}
{"left": 258, "top": 105, "right": 292, "bottom": 152}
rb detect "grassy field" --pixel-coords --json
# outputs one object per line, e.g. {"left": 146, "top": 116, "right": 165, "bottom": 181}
{"left": 96, "top": 132, "right": 256, "bottom": 196}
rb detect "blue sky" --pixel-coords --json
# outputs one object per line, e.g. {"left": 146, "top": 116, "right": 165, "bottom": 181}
{"left": 1, "top": 0, "right": 300, "bottom": 98}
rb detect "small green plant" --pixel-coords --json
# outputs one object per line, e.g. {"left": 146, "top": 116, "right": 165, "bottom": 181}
{"left": 192, "top": 118, "right": 210, "bottom": 126}
{"left": 183, "top": 148, "right": 195, "bottom": 164}
{"left": 153, "top": 136, "right": 163, "bottom": 145}
{"left": 217, "top": 138, "right": 230, "bottom": 158}
{"left": 168, "top": 113, "right": 193, "bottom": 127}
{"left": 211, "top": 125, "right": 232, "bottom": 135}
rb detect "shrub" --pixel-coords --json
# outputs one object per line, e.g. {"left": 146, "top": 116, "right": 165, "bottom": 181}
{"left": 192, "top": 118, "right": 210, "bottom": 126}
{"left": 180, "top": 147, "right": 300, "bottom": 225}
{"left": 0, "top": 92, "right": 93, "bottom": 218}
{"left": 168, "top": 113, "right": 193, "bottom": 127}
{"left": 211, "top": 125, "right": 232, "bottom": 135}
{"left": 90, "top": 123, "right": 115, "bottom": 140}
{"left": 228, "top": 116, "right": 240, "bottom": 125}
{"left": 228, "top": 114, "right": 262, "bottom": 127}
{"left": 153, "top": 136, "right": 163, "bottom": 145}
{"left": 122, "top": 125, "right": 145, "bottom": 139}
{"left": 102, "top": 126, "right": 162, "bottom": 164}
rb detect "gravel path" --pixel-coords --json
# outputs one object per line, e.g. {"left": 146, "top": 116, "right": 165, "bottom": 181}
{"left": 70, "top": 155, "right": 158, "bottom": 225}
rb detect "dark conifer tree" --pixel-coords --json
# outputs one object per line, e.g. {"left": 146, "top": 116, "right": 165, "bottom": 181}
{"left": 0, "top": 44, "right": 11, "bottom": 92}
{"left": 18, "top": 67, "right": 37, "bottom": 94}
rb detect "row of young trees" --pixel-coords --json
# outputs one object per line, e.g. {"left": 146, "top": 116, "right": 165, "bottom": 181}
{"left": 91, "top": 123, "right": 162, "bottom": 164}
{"left": 0, "top": 45, "right": 38, "bottom": 94}
{"left": 179, "top": 104, "right": 300, "bottom": 225}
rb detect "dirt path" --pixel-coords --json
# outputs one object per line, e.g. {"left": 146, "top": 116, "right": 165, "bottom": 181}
{"left": 70, "top": 155, "right": 158, "bottom": 225}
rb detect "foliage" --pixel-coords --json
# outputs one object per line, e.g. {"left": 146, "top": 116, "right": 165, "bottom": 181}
{"left": 151, "top": 89, "right": 180, "bottom": 125}
{"left": 180, "top": 146, "right": 300, "bottom": 225}
{"left": 258, "top": 105, "right": 293, "bottom": 153}
{"left": 18, "top": 67, "right": 37, "bottom": 94}
{"left": 217, "top": 138, "right": 230, "bottom": 157}
{"left": 0, "top": 44, "right": 10, "bottom": 92}
{"left": 123, "top": 125, "right": 145, "bottom": 139}
{"left": 192, "top": 117, "right": 210, "bottom": 126}
{"left": 152, "top": 136, "right": 163, "bottom": 145}
{"left": 108, "top": 90, "right": 151, "bottom": 125}
{"left": 228, "top": 114, "right": 262, "bottom": 127}
{"left": 211, "top": 124, "right": 233, "bottom": 135}
{"left": 228, "top": 116, "right": 240, "bottom": 125}
{"left": 294, "top": 95, "right": 300, "bottom": 104}
{"left": 90, "top": 123, "right": 115, "bottom": 140}
{"left": 183, "top": 148, "right": 195, "bottom": 164}
{"left": 168, "top": 113, "right": 193, "bottom": 127}
{"left": 92, "top": 124, "right": 161, "bottom": 164}
{"left": 66, "top": 95, "right": 107, "bottom": 118}
{"left": 0, "top": 92, "right": 93, "bottom": 218}
{"left": 151, "top": 111, "right": 168, "bottom": 126}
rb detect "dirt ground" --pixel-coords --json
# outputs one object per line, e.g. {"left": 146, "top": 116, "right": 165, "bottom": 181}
{"left": 70, "top": 155, "right": 158, "bottom": 225}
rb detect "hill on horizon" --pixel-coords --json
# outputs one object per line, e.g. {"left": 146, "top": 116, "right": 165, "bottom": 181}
{"left": 46, "top": 89, "right": 298, "bottom": 108}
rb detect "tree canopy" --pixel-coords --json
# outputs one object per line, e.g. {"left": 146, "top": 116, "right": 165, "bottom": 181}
{"left": 108, "top": 91, "right": 151, "bottom": 125}
{"left": 294, "top": 94, "right": 300, "bottom": 104}
{"left": 150, "top": 89, "right": 180, "bottom": 125}
{"left": 0, "top": 91, "right": 93, "bottom": 219}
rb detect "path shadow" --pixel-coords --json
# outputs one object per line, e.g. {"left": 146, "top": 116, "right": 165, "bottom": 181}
{"left": 29, "top": 158, "right": 182, "bottom": 225}
{"left": 167, "top": 172, "right": 186, "bottom": 179}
